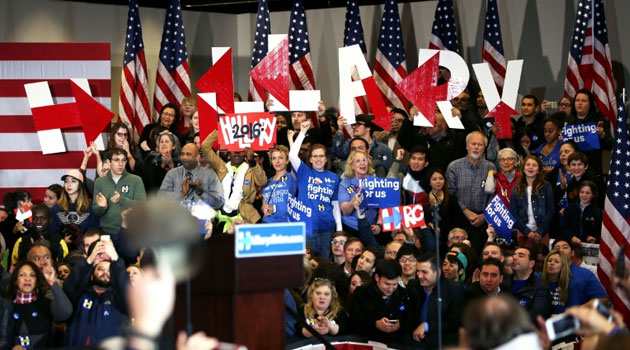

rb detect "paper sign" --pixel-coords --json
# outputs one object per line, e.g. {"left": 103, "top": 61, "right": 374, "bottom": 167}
{"left": 289, "top": 90, "right": 320, "bottom": 111}
{"left": 195, "top": 47, "right": 234, "bottom": 114}
{"left": 338, "top": 45, "right": 388, "bottom": 125}
{"left": 436, "top": 101, "right": 465, "bottom": 129}
{"left": 562, "top": 123, "right": 600, "bottom": 151}
{"left": 287, "top": 193, "right": 313, "bottom": 235}
{"left": 484, "top": 195, "right": 516, "bottom": 242}
{"left": 473, "top": 60, "right": 524, "bottom": 139}
{"left": 234, "top": 101, "right": 265, "bottom": 113}
{"left": 249, "top": 36, "right": 290, "bottom": 110}
{"left": 357, "top": 178, "right": 401, "bottom": 208}
{"left": 197, "top": 93, "right": 218, "bottom": 144}
{"left": 218, "top": 112, "right": 276, "bottom": 151}
{"left": 380, "top": 204, "right": 426, "bottom": 232}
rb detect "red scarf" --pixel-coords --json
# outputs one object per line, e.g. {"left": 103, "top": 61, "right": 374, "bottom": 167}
{"left": 14, "top": 291, "right": 37, "bottom": 304}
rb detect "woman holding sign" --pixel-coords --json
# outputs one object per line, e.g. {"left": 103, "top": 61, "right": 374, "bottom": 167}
{"left": 510, "top": 156, "right": 554, "bottom": 248}
{"left": 338, "top": 150, "right": 380, "bottom": 235}
{"left": 566, "top": 89, "right": 613, "bottom": 176}
{"left": 262, "top": 146, "right": 297, "bottom": 223}
{"left": 289, "top": 120, "right": 342, "bottom": 259}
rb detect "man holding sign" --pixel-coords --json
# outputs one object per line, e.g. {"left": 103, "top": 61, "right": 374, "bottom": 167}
{"left": 201, "top": 130, "right": 267, "bottom": 229}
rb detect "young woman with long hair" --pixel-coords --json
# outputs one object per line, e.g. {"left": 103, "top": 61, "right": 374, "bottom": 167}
{"left": 542, "top": 249, "right": 579, "bottom": 315}
{"left": 510, "top": 156, "right": 554, "bottom": 247}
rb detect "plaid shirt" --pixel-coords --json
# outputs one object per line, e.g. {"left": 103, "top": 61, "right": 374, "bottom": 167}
{"left": 447, "top": 156, "right": 496, "bottom": 213}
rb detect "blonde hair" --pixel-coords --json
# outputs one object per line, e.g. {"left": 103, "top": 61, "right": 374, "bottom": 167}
{"left": 542, "top": 249, "right": 572, "bottom": 303}
{"left": 343, "top": 150, "right": 375, "bottom": 178}
{"left": 268, "top": 145, "right": 289, "bottom": 162}
{"left": 303, "top": 279, "right": 342, "bottom": 321}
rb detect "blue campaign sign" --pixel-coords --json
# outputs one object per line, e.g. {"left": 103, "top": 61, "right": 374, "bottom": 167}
{"left": 484, "top": 195, "right": 516, "bottom": 242}
{"left": 235, "top": 222, "right": 306, "bottom": 258}
{"left": 562, "top": 122, "right": 600, "bottom": 152}
{"left": 358, "top": 177, "right": 401, "bottom": 208}
{"left": 286, "top": 193, "right": 313, "bottom": 235}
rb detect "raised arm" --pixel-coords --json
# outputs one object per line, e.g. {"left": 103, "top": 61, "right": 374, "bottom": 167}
{"left": 289, "top": 121, "right": 311, "bottom": 171}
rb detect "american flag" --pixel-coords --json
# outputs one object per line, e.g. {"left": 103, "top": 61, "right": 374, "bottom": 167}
{"left": 373, "top": 0, "right": 407, "bottom": 110}
{"left": 288, "top": 0, "right": 316, "bottom": 91}
{"left": 428, "top": 0, "right": 459, "bottom": 52}
{"left": 248, "top": 0, "right": 270, "bottom": 102}
{"left": 564, "top": 0, "right": 617, "bottom": 125}
{"left": 0, "top": 43, "right": 108, "bottom": 204}
{"left": 118, "top": 0, "right": 151, "bottom": 136}
{"left": 481, "top": 0, "right": 506, "bottom": 92}
{"left": 153, "top": 0, "right": 191, "bottom": 121}
{"left": 343, "top": 0, "right": 368, "bottom": 115}
{"left": 598, "top": 93, "right": 630, "bottom": 325}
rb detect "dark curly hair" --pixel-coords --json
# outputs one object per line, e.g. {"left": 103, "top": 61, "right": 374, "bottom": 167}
{"left": 6, "top": 261, "right": 48, "bottom": 299}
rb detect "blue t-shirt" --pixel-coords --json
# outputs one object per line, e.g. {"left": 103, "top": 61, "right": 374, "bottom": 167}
{"left": 535, "top": 141, "right": 562, "bottom": 169}
{"left": 262, "top": 174, "right": 297, "bottom": 223}
{"left": 570, "top": 264, "right": 607, "bottom": 304}
{"left": 338, "top": 177, "right": 379, "bottom": 230}
{"left": 548, "top": 279, "right": 580, "bottom": 314}
{"left": 295, "top": 163, "right": 339, "bottom": 230}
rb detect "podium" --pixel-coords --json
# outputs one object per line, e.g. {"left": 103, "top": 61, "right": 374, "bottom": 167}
{"left": 174, "top": 232, "right": 304, "bottom": 349}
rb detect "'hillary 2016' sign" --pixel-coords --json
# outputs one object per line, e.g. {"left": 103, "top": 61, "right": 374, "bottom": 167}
{"left": 217, "top": 112, "right": 276, "bottom": 151}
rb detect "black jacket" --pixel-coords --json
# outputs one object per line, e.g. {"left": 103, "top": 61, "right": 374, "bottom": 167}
{"left": 350, "top": 283, "right": 415, "bottom": 345}
{"left": 407, "top": 277, "right": 465, "bottom": 349}
{"left": 509, "top": 274, "right": 552, "bottom": 322}
{"left": 563, "top": 203, "right": 602, "bottom": 243}
{"left": 396, "top": 117, "right": 466, "bottom": 172}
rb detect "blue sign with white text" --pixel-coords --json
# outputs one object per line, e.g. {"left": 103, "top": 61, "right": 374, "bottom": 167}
{"left": 484, "top": 195, "right": 516, "bottom": 242}
{"left": 358, "top": 177, "right": 401, "bottom": 208}
{"left": 235, "top": 222, "right": 306, "bottom": 258}
{"left": 562, "top": 122, "right": 600, "bottom": 152}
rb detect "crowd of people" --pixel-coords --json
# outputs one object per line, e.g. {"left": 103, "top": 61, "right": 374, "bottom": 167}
{"left": 0, "top": 84, "right": 628, "bottom": 349}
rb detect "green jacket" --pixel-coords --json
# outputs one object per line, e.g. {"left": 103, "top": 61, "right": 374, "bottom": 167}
{"left": 93, "top": 170, "right": 146, "bottom": 235}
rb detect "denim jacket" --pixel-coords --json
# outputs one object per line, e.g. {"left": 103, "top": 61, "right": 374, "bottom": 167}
{"left": 509, "top": 182, "right": 555, "bottom": 234}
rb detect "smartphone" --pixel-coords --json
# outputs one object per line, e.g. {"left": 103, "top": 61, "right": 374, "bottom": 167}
{"left": 593, "top": 300, "right": 613, "bottom": 322}
{"left": 545, "top": 314, "right": 580, "bottom": 341}
{"left": 387, "top": 319, "right": 398, "bottom": 324}
{"left": 101, "top": 235, "right": 111, "bottom": 242}
{"left": 616, "top": 245, "right": 627, "bottom": 278}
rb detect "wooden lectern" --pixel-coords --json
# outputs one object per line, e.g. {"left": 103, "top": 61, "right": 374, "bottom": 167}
{"left": 174, "top": 233, "right": 304, "bottom": 349}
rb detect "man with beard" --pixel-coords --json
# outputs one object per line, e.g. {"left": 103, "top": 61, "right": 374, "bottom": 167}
{"left": 447, "top": 131, "right": 496, "bottom": 253}
{"left": 63, "top": 239, "right": 129, "bottom": 347}
{"left": 159, "top": 143, "right": 224, "bottom": 208}
{"left": 11, "top": 205, "right": 68, "bottom": 265}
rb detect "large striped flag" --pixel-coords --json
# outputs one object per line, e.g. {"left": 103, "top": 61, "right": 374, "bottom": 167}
{"left": 248, "top": 0, "right": 271, "bottom": 102}
{"left": 0, "top": 43, "right": 109, "bottom": 204}
{"left": 564, "top": 0, "right": 616, "bottom": 125}
{"left": 373, "top": 0, "right": 407, "bottom": 110}
{"left": 288, "top": 0, "right": 316, "bottom": 91}
{"left": 481, "top": 0, "right": 507, "bottom": 92}
{"left": 428, "top": 0, "right": 459, "bottom": 52}
{"left": 153, "top": 0, "right": 191, "bottom": 120}
{"left": 118, "top": 0, "right": 151, "bottom": 136}
{"left": 598, "top": 93, "right": 630, "bottom": 325}
{"left": 343, "top": 0, "right": 369, "bottom": 115}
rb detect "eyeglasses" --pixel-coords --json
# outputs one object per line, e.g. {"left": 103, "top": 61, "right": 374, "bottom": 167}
{"left": 498, "top": 157, "right": 516, "bottom": 162}
{"left": 331, "top": 240, "right": 347, "bottom": 246}
{"left": 162, "top": 112, "right": 175, "bottom": 117}
{"left": 353, "top": 158, "right": 368, "bottom": 164}
{"left": 116, "top": 132, "right": 129, "bottom": 138}
{"left": 399, "top": 257, "right": 417, "bottom": 263}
